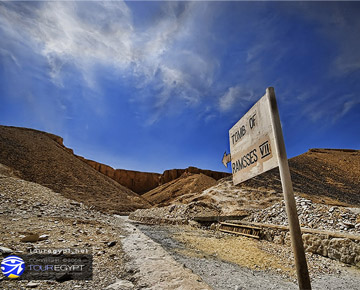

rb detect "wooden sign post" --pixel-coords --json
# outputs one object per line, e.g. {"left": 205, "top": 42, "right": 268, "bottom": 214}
{"left": 225, "top": 87, "right": 311, "bottom": 290}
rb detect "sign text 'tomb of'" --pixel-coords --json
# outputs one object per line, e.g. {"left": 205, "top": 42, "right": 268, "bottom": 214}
{"left": 229, "top": 89, "right": 279, "bottom": 185}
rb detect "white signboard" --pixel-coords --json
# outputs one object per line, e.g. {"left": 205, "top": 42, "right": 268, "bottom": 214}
{"left": 229, "top": 91, "right": 278, "bottom": 185}
{"left": 224, "top": 87, "right": 311, "bottom": 289}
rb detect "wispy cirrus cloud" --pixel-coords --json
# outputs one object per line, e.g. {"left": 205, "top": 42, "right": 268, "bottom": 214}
{"left": 333, "top": 96, "right": 360, "bottom": 123}
{"left": 219, "top": 86, "right": 256, "bottom": 112}
{"left": 0, "top": 48, "right": 20, "bottom": 68}
{"left": 0, "top": 1, "right": 217, "bottom": 123}
{"left": 1, "top": 1, "right": 359, "bottom": 129}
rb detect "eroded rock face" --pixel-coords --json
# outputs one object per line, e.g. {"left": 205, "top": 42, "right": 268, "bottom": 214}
{"left": 0, "top": 126, "right": 151, "bottom": 213}
{"left": 76, "top": 159, "right": 229, "bottom": 195}
{"left": 45, "top": 133, "right": 160, "bottom": 194}
{"left": 327, "top": 238, "right": 360, "bottom": 265}
{"left": 159, "top": 166, "right": 230, "bottom": 185}
{"left": 77, "top": 159, "right": 160, "bottom": 194}
{"left": 303, "top": 234, "right": 329, "bottom": 257}
{"left": 45, "top": 127, "right": 230, "bottom": 195}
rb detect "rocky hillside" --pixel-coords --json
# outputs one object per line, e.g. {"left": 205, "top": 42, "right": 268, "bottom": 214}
{"left": 159, "top": 167, "right": 230, "bottom": 185}
{"left": 74, "top": 158, "right": 229, "bottom": 194}
{"left": 44, "top": 131, "right": 229, "bottom": 195}
{"left": 235, "top": 148, "right": 360, "bottom": 207}
{"left": 143, "top": 173, "right": 217, "bottom": 206}
{"left": 289, "top": 148, "right": 360, "bottom": 205}
{"left": 75, "top": 156, "right": 161, "bottom": 195}
{"left": 0, "top": 125, "right": 150, "bottom": 213}
{"left": 131, "top": 148, "right": 360, "bottom": 221}
{"left": 75, "top": 160, "right": 229, "bottom": 195}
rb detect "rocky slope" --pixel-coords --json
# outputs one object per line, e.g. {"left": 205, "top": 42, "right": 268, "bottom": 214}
{"left": 0, "top": 166, "right": 128, "bottom": 289}
{"left": 143, "top": 172, "right": 217, "bottom": 206}
{"left": 131, "top": 148, "right": 360, "bottom": 222}
{"left": 288, "top": 148, "right": 360, "bottom": 205}
{"left": 75, "top": 156, "right": 160, "bottom": 195}
{"left": 159, "top": 167, "right": 230, "bottom": 185}
{"left": 0, "top": 126, "right": 150, "bottom": 213}
{"left": 43, "top": 128, "right": 229, "bottom": 195}
{"left": 76, "top": 158, "right": 229, "bottom": 195}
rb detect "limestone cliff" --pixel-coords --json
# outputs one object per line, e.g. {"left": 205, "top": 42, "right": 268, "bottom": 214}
{"left": 45, "top": 129, "right": 230, "bottom": 194}
{"left": 79, "top": 157, "right": 161, "bottom": 194}
{"left": 0, "top": 125, "right": 151, "bottom": 213}
{"left": 159, "top": 167, "right": 230, "bottom": 185}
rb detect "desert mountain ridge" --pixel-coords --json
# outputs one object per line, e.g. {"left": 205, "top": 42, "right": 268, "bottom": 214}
{"left": 0, "top": 125, "right": 228, "bottom": 207}
{"left": 1, "top": 125, "right": 359, "bottom": 216}
{"left": 33, "top": 126, "right": 230, "bottom": 194}
{"left": 134, "top": 147, "right": 360, "bottom": 219}
{"left": 0, "top": 125, "right": 151, "bottom": 213}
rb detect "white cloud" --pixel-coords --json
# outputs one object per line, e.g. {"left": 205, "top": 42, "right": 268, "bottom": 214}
{"left": 219, "top": 86, "right": 254, "bottom": 112}
{"left": 0, "top": 48, "right": 20, "bottom": 68}
{"left": 301, "top": 93, "right": 360, "bottom": 124}
{"left": 333, "top": 97, "right": 360, "bottom": 123}
{"left": 0, "top": 1, "right": 216, "bottom": 122}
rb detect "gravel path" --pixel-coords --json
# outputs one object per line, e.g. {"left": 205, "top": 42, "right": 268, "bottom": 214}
{"left": 133, "top": 223, "right": 297, "bottom": 290}
{"left": 117, "top": 215, "right": 210, "bottom": 290}
{"left": 131, "top": 222, "right": 360, "bottom": 290}
{"left": 2, "top": 171, "right": 360, "bottom": 290}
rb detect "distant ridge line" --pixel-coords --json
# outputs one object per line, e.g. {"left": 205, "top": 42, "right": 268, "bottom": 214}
{"left": 309, "top": 148, "right": 359, "bottom": 153}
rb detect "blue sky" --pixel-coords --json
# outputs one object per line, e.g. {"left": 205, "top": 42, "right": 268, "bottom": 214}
{"left": 0, "top": 1, "right": 359, "bottom": 173}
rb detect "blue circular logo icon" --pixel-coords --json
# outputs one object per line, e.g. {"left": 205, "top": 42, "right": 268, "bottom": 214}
{"left": 1, "top": 255, "right": 25, "bottom": 278}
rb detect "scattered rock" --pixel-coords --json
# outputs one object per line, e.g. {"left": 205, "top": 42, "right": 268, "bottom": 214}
{"left": 106, "top": 279, "right": 134, "bottom": 290}
{"left": 107, "top": 241, "right": 117, "bottom": 247}
{"left": 210, "top": 223, "right": 217, "bottom": 231}
{"left": 26, "top": 281, "right": 40, "bottom": 288}
{"left": 343, "top": 222, "right": 355, "bottom": 228}
{"left": 70, "top": 201, "right": 81, "bottom": 207}
{"left": 97, "top": 250, "right": 105, "bottom": 256}
{"left": 21, "top": 233, "right": 39, "bottom": 243}
{"left": 0, "top": 246, "right": 13, "bottom": 255}
{"left": 189, "top": 220, "right": 200, "bottom": 228}
{"left": 244, "top": 196, "right": 360, "bottom": 234}
{"left": 38, "top": 234, "right": 49, "bottom": 241}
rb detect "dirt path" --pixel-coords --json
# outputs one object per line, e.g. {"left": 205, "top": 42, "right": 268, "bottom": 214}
{"left": 117, "top": 216, "right": 210, "bottom": 290}
{"left": 126, "top": 221, "right": 360, "bottom": 290}
{"left": 130, "top": 222, "right": 297, "bottom": 290}
{"left": 1, "top": 170, "right": 359, "bottom": 290}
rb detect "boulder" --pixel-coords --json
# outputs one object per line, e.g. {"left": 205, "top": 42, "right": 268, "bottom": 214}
{"left": 0, "top": 246, "right": 13, "bottom": 255}
{"left": 302, "top": 234, "right": 329, "bottom": 257}
{"left": 328, "top": 238, "right": 360, "bottom": 265}
{"left": 106, "top": 279, "right": 134, "bottom": 290}
{"left": 21, "top": 233, "right": 39, "bottom": 243}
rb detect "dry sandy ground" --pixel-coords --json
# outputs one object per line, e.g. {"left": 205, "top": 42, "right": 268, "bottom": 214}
{"left": 133, "top": 222, "right": 360, "bottom": 290}
{"left": 117, "top": 216, "right": 210, "bottom": 290}
{"left": 0, "top": 171, "right": 211, "bottom": 290}
{"left": 0, "top": 172, "right": 128, "bottom": 290}
{"left": 2, "top": 167, "right": 360, "bottom": 290}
